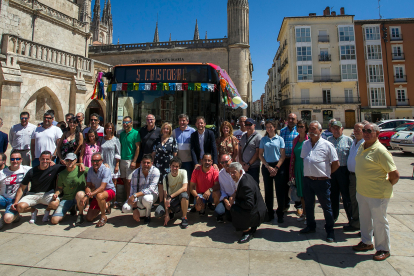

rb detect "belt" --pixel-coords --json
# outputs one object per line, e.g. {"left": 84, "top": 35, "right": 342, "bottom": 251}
{"left": 15, "top": 149, "right": 29, "bottom": 151}
{"left": 349, "top": 172, "right": 355, "bottom": 175}
{"left": 306, "top": 176, "right": 329, "bottom": 181}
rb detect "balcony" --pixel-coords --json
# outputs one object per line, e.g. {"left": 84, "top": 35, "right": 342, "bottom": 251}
{"left": 318, "top": 54, "right": 331, "bottom": 62}
{"left": 394, "top": 75, "right": 407, "bottom": 83}
{"left": 281, "top": 78, "right": 290, "bottom": 89}
{"left": 392, "top": 53, "right": 405, "bottom": 60}
{"left": 397, "top": 99, "right": 409, "bottom": 106}
{"left": 281, "top": 97, "right": 360, "bottom": 106}
{"left": 390, "top": 34, "right": 403, "bottom": 41}
{"left": 313, "top": 75, "right": 341, "bottom": 82}
{"left": 318, "top": 35, "right": 330, "bottom": 42}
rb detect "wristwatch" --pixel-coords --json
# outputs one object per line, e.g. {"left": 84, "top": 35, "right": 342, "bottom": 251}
{"left": 209, "top": 188, "right": 213, "bottom": 193}
{"left": 133, "top": 194, "right": 138, "bottom": 199}
{"left": 275, "top": 166, "right": 280, "bottom": 170}
{"left": 247, "top": 163, "right": 251, "bottom": 167}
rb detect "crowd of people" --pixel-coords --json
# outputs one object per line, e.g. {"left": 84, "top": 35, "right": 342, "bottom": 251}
{"left": 0, "top": 111, "right": 400, "bottom": 258}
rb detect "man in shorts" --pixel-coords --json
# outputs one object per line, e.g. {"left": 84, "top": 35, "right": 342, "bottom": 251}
{"left": 80, "top": 153, "right": 116, "bottom": 227}
{"left": 12, "top": 151, "right": 68, "bottom": 224}
{"left": 154, "top": 157, "right": 189, "bottom": 228}
{"left": 0, "top": 151, "right": 31, "bottom": 228}
{"left": 48, "top": 153, "right": 89, "bottom": 225}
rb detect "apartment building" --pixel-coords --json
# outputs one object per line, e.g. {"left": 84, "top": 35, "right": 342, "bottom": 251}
{"left": 355, "top": 18, "right": 414, "bottom": 122}
{"left": 264, "top": 50, "right": 282, "bottom": 118}
{"left": 275, "top": 7, "right": 359, "bottom": 128}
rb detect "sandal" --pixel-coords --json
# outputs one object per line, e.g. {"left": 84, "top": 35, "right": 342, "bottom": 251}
{"left": 96, "top": 217, "right": 107, "bottom": 228}
{"left": 105, "top": 204, "right": 111, "bottom": 215}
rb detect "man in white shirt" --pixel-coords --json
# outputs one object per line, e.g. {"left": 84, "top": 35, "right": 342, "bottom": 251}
{"left": 31, "top": 111, "right": 63, "bottom": 167}
{"left": 82, "top": 113, "right": 104, "bottom": 137}
{"left": 0, "top": 151, "right": 31, "bottom": 229}
{"left": 345, "top": 122, "right": 365, "bottom": 232}
{"left": 233, "top": 116, "right": 247, "bottom": 141}
{"left": 300, "top": 120, "right": 339, "bottom": 243}
{"left": 9, "top": 112, "right": 36, "bottom": 166}
{"left": 215, "top": 154, "right": 238, "bottom": 223}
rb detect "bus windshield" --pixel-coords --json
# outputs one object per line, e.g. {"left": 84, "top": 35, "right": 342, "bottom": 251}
{"left": 107, "top": 63, "right": 222, "bottom": 132}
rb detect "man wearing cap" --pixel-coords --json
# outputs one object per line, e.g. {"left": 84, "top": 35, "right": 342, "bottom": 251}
{"left": 321, "top": 119, "right": 336, "bottom": 140}
{"left": 327, "top": 121, "right": 353, "bottom": 226}
{"left": 238, "top": 118, "right": 262, "bottom": 184}
{"left": 47, "top": 153, "right": 89, "bottom": 225}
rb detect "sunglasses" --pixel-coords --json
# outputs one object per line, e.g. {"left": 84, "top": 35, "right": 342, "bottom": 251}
{"left": 362, "top": 129, "right": 374, "bottom": 133}
{"left": 123, "top": 121, "right": 131, "bottom": 124}
{"left": 10, "top": 158, "right": 22, "bottom": 161}
{"left": 220, "top": 160, "right": 231, "bottom": 165}
{"left": 297, "top": 125, "right": 305, "bottom": 129}
{"left": 147, "top": 119, "right": 155, "bottom": 121}
{"left": 20, "top": 117, "right": 28, "bottom": 120}
{"left": 92, "top": 159, "right": 102, "bottom": 163}
{"left": 90, "top": 119, "right": 99, "bottom": 122}
{"left": 245, "top": 123, "right": 253, "bottom": 126}
{"left": 44, "top": 117, "right": 53, "bottom": 120}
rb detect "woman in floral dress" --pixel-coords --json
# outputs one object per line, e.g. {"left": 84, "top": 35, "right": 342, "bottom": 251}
{"left": 216, "top": 121, "right": 239, "bottom": 168}
{"left": 80, "top": 128, "right": 101, "bottom": 168}
{"left": 152, "top": 122, "right": 178, "bottom": 202}
{"left": 57, "top": 117, "right": 83, "bottom": 164}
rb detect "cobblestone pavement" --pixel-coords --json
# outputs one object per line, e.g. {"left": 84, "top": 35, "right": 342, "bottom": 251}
{"left": 0, "top": 130, "right": 413, "bottom": 275}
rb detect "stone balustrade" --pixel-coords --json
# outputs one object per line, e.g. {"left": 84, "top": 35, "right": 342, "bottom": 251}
{"left": 89, "top": 38, "right": 228, "bottom": 53}
{"left": 2, "top": 34, "right": 92, "bottom": 73}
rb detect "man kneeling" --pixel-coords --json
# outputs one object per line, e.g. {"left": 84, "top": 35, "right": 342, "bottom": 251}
{"left": 122, "top": 154, "right": 159, "bottom": 224}
{"left": 155, "top": 157, "right": 189, "bottom": 228}
{"left": 80, "top": 153, "right": 116, "bottom": 227}
{"left": 48, "top": 153, "right": 89, "bottom": 225}
{"left": 229, "top": 162, "right": 267, "bottom": 243}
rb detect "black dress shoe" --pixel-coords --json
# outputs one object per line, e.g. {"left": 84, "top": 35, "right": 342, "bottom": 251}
{"left": 144, "top": 216, "right": 151, "bottom": 224}
{"left": 326, "top": 232, "right": 335, "bottom": 243}
{"left": 238, "top": 232, "right": 253, "bottom": 244}
{"left": 277, "top": 217, "right": 284, "bottom": 223}
{"left": 300, "top": 227, "right": 316, "bottom": 234}
{"left": 343, "top": 225, "right": 359, "bottom": 232}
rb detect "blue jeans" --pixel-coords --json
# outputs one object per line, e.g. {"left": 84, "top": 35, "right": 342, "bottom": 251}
{"left": 246, "top": 166, "right": 260, "bottom": 185}
{"left": 0, "top": 196, "right": 17, "bottom": 215}
{"left": 194, "top": 193, "right": 214, "bottom": 205}
{"left": 52, "top": 199, "right": 77, "bottom": 217}
{"left": 215, "top": 201, "right": 232, "bottom": 220}
{"left": 303, "top": 177, "right": 334, "bottom": 233}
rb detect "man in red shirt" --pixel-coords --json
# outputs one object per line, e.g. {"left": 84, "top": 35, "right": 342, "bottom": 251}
{"left": 190, "top": 153, "right": 220, "bottom": 216}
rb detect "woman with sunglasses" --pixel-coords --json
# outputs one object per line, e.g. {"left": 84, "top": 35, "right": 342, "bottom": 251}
{"left": 57, "top": 117, "right": 83, "bottom": 165}
{"left": 80, "top": 129, "right": 101, "bottom": 168}
{"left": 288, "top": 120, "right": 309, "bottom": 223}
{"left": 216, "top": 121, "right": 239, "bottom": 169}
{"left": 258, "top": 120, "right": 286, "bottom": 223}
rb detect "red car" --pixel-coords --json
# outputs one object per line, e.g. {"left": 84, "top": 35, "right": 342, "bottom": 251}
{"left": 379, "top": 122, "right": 414, "bottom": 148}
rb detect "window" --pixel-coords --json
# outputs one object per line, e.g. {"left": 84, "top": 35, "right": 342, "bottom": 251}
{"left": 341, "top": 64, "right": 357, "bottom": 80}
{"left": 323, "top": 89, "right": 331, "bottom": 104}
{"left": 370, "top": 87, "right": 386, "bottom": 106}
{"left": 319, "top": 48, "right": 330, "bottom": 61}
{"left": 366, "top": 45, "right": 382, "bottom": 60}
{"left": 396, "top": 89, "right": 407, "bottom": 103}
{"left": 297, "top": 46, "right": 312, "bottom": 61}
{"left": 392, "top": 45, "right": 404, "bottom": 60}
{"left": 301, "top": 89, "right": 310, "bottom": 104}
{"left": 365, "top": 26, "right": 381, "bottom": 40}
{"left": 339, "top": 26, "right": 355, "bottom": 41}
{"left": 368, "top": 65, "right": 384, "bottom": 82}
{"left": 345, "top": 89, "right": 353, "bottom": 103}
{"left": 318, "top": 30, "right": 329, "bottom": 42}
{"left": 340, "top": 45, "right": 356, "bottom": 60}
{"left": 391, "top": 27, "right": 402, "bottom": 40}
{"left": 296, "top": 27, "right": 311, "bottom": 42}
{"left": 298, "top": 65, "right": 312, "bottom": 81}
{"left": 395, "top": 66, "right": 404, "bottom": 79}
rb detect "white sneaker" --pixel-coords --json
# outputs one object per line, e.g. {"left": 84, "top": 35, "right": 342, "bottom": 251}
{"left": 42, "top": 211, "right": 50, "bottom": 222}
{"left": 29, "top": 209, "right": 38, "bottom": 224}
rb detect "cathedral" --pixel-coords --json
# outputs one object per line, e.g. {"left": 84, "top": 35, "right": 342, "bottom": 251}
{"left": 89, "top": 0, "right": 253, "bottom": 116}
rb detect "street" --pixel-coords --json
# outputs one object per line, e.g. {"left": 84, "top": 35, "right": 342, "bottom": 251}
{"left": 0, "top": 130, "right": 413, "bottom": 275}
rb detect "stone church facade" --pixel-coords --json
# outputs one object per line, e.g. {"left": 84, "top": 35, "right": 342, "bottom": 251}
{"left": 89, "top": 0, "right": 254, "bottom": 117}
{"left": 0, "top": 0, "right": 113, "bottom": 132}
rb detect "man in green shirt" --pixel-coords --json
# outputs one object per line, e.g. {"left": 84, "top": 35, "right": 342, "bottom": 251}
{"left": 119, "top": 116, "right": 141, "bottom": 199}
{"left": 49, "top": 153, "right": 89, "bottom": 225}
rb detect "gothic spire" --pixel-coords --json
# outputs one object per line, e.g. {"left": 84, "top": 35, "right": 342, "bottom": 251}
{"left": 107, "top": 0, "right": 112, "bottom": 20}
{"left": 102, "top": 0, "right": 107, "bottom": 23}
{"left": 194, "top": 19, "right": 199, "bottom": 40}
{"left": 93, "top": 0, "right": 100, "bottom": 21}
{"left": 154, "top": 21, "right": 159, "bottom": 42}
{"left": 205, "top": 31, "right": 208, "bottom": 39}
{"left": 169, "top": 33, "right": 171, "bottom": 42}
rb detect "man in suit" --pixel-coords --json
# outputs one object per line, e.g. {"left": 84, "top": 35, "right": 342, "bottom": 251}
{"left": 229, "top": 162, "right": 267, "bottom": 244}
{"left": 0, "top": 118, "right": 9, "bottom": 154}
{"left": 190, "top": 116, "right": 218, "bottom": 170}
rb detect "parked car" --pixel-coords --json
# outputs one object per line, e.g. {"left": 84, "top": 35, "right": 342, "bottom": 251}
{"left": 378, "top": 119, "right": 414, "bottom": 132}
{"left": 379, "top": 123, "right": 414, "bottom": 148}
{"left": 390, "top": 126, "right": 414, "bottom": 153}
{"left": 399, "top": 137, "right": 414, "bottom": 154}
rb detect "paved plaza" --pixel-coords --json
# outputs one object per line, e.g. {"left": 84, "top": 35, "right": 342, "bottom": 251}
{"left": 0, "top": 130, "right": 413, "bottom": 275}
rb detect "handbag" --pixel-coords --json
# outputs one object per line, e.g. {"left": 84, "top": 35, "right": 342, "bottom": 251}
{"left": 288, "top": 178, "right": 300, "bottom": 202}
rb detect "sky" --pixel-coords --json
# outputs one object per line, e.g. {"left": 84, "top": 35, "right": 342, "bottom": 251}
{"left": 94, "top": 0, "right": 414, "bottom": 101}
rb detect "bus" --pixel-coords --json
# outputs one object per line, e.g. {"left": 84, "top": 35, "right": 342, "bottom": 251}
{"left": 103, "top": 63, "right": 228, "bottom": 132}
